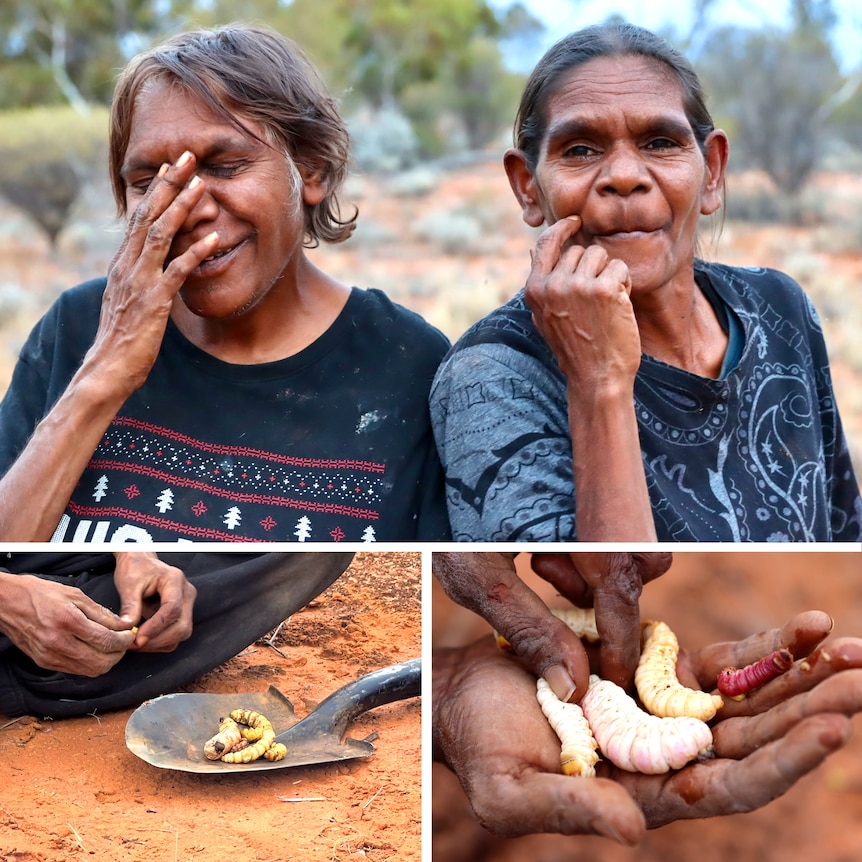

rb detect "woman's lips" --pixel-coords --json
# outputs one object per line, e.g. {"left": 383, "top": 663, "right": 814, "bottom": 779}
{"left": 187, "top": 240, "right": 244, "bottom": 278}
{"left": 590, "top": 224, "right": 660, "bottom": 239}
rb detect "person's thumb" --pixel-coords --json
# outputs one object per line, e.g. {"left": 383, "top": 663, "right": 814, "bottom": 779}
{"left": 495, "top": 607, "right": 592, "bottom": 704}
{"left": 118, "top": 595, "right": 142, "bottom": 629}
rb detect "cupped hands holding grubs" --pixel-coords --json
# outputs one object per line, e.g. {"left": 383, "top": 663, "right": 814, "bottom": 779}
{"left": 433, "top": 610, "right": 861, "bottom": 846}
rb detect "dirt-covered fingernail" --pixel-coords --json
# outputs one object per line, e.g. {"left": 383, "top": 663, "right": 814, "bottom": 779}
{"left": 544, "top": 664, "right": 576, "bottom": 703}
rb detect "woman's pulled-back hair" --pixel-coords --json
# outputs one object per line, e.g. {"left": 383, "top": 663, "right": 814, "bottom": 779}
{"left": 109, "top": 22, "right": 356, "bottom": 246}
{"left": 514, "top": 23, "right": 715, "bottom": 167}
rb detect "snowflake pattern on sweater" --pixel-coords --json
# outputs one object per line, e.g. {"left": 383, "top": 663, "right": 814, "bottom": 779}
{"left": 0, "top": 280, "right": 451, "bottom": 543}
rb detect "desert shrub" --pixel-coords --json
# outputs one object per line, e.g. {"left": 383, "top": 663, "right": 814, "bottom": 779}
{"left": 348, "top": 105, "right": 419, "bottom": 173}
{"left": 0, "top": 106, "right": 109, "bottom": 247}
{"left": 386, "top": 165, "right": 442, "bottom": 198}
{"left": 398, "top": 79, "right": 456, "bottom": 159}
{"left": 414, "top": 210, "right": 483, "bottom": 254}
{"left": 724, "top": 186, "right": 787, "bottom": 223}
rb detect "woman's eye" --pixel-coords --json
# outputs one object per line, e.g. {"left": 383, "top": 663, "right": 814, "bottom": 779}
{"left": 208, "top": 164, "right": 242, "bottom": 178}
{"left": 130, "top": 178, "right": 155, "bottom": 194}
{"left": 646, "top": 138, "right": 677, "bottom": 150}
{"left": 563, "top": 144, "right": 595, "bottom": 158}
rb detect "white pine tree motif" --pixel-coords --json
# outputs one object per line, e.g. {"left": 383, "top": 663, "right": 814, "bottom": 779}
{"left": 361, "top": 525, "right": 376, "bottom": 543}
{"left": 156, "top": 488, "right": 174, "bottom": 513}
{"left": 224, "top": 506, "right": 242, "bottom": 530}
{"left": 294, "top": 516, "right": 312, "bottom": 542}
{"left": 93, "top": 475, "right": 109, "bottom": 501}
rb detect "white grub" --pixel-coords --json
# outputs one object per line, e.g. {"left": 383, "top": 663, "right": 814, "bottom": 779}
{"left": 536, "top": 678, "right": 599, "bottom": 777}
{"left": 581, "top": 675, "right": 715, "bottom": 774}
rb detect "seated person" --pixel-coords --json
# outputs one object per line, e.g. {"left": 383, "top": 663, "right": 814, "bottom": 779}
{"left": 0, "top": 23, "right": 449, "bottom": 543}
{"left": 430, "top": 23, "right": 861, "bottom": 542}
{"left": 0, "top": 551, "right": 354, "bottom": 717}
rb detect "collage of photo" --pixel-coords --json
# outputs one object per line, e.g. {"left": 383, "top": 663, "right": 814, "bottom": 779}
{"left": 1, "top": 3, "right": 861, "bottom": 861}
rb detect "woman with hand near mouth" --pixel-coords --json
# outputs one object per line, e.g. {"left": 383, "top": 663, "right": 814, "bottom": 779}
{"left": 0, "top": 23, "right": 450, "bottom": 543}
{"left": 430, "top": 22, "right": 861, "bottom": 543}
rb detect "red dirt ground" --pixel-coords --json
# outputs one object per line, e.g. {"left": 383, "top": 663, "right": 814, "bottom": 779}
{"left": 433, "top": 551, "right": 862, "bottom": 862}
{"left": 0, "top": 552, "right": 421, "bottom": 862}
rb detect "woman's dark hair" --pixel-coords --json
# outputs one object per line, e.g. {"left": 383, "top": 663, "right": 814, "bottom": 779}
{"left": 109, "top": 22, "right": 356, "bottom": 246}
{"left": 514, "top": 23, "right": 716, "bottom": 167}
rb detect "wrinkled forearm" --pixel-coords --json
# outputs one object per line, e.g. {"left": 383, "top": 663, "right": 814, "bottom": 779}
{"left": 0, "top": 369, "right": 129, "bottom": 541}
{"left": 567, "top": 384, "right": 656, "bottom": 542}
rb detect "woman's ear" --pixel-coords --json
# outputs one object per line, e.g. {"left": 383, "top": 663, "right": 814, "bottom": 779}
{"left": 300, "top": 168, "right": 328, "bottom": 206}
{"left": 700, "top": 129, "right": 729, "bottom": 216}
{"left": 503, "top": 148, "right": 546, "bottom": 228}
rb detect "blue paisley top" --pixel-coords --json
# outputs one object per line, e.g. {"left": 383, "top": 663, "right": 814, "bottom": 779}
{"left": 430, "top": 260, "right": 862, "bottom": 542}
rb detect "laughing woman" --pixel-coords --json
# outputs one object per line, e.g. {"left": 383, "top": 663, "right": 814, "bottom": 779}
{"left": 0, "top": 23, "right": 450, "bottom": 543}
{"left": 430, "top": 23, "right": 862, "bottom": 542}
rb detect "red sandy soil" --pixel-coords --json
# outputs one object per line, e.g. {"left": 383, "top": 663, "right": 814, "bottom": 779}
{"left": 0, "top": 552, "right": 421, "bottom": 862}
{"left": 433, "top": 551, "right": 862, "bottom": 862}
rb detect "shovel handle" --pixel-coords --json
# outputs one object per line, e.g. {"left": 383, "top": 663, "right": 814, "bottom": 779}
{"left": 278, "top": 657, "right": 421, "bottom": 740}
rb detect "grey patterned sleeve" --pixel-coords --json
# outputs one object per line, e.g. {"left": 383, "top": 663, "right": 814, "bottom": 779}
{"left": 429, "top": 342, "right": 578, "bottom": 542}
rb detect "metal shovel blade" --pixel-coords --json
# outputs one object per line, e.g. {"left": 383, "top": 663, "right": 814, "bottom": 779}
{"left": 125, "top": 657, "right": 421, "bottom": 773}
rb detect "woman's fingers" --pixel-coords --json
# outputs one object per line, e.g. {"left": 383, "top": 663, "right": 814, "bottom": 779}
{"left": 530, "top": 552, "right": 672, "bottom": 609}
{"left": 529, "top": 215, "right": 582, "bottom": 276}
{"left": 713, "top": 669, "right": 862, "bottom": 758}
{"left": 570, "top": 553, "right": 672, "bottom": 689}
{"left": 112, "top": 150, "right": 219, "bottom": 297}
{"left": 638, "top": 713, "right": 851, "bottom": 828}
{"left": 118, "top": 153, "right": 195, "bottom": 257}
{"left": 530, "top": 553, "right": 593, "bottom": 606}
{"left": 714, "top": 638, "right": 862, "bottom": 719}
{"left": 692, "top": 611, "right": 835, "bottom": 684}
{"left": 432, "top": 553, "right": 591, "bottom": 701}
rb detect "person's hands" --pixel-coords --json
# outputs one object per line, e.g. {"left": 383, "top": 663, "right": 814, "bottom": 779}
{"left": 0, "top": 572, "right": 136, "bottom": 676}
{"left": 432, "top": 552, "right": 671, "bottom": 705}
{"left": 85, "top": 151, "right": 218, "bottom": 394}
{"left": 612, "top": 610, "right": 859, "bottom": 826}
{"left": 434, "top": 636, "right": 647, "bottom": 846}
{"left": 531, "top": 552, "right": 671, "bottom": 688}
{"left": 519, "top": 215, "right": 656, "bottom": 542}
{"left": 525, "top": 215, "right": 641, "bottom": 400}
{"left": 113, "top": 552, "right": 196, "bottom": 652}
{"left": 434, "top": 612, "right": 858, "bottom": 845}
